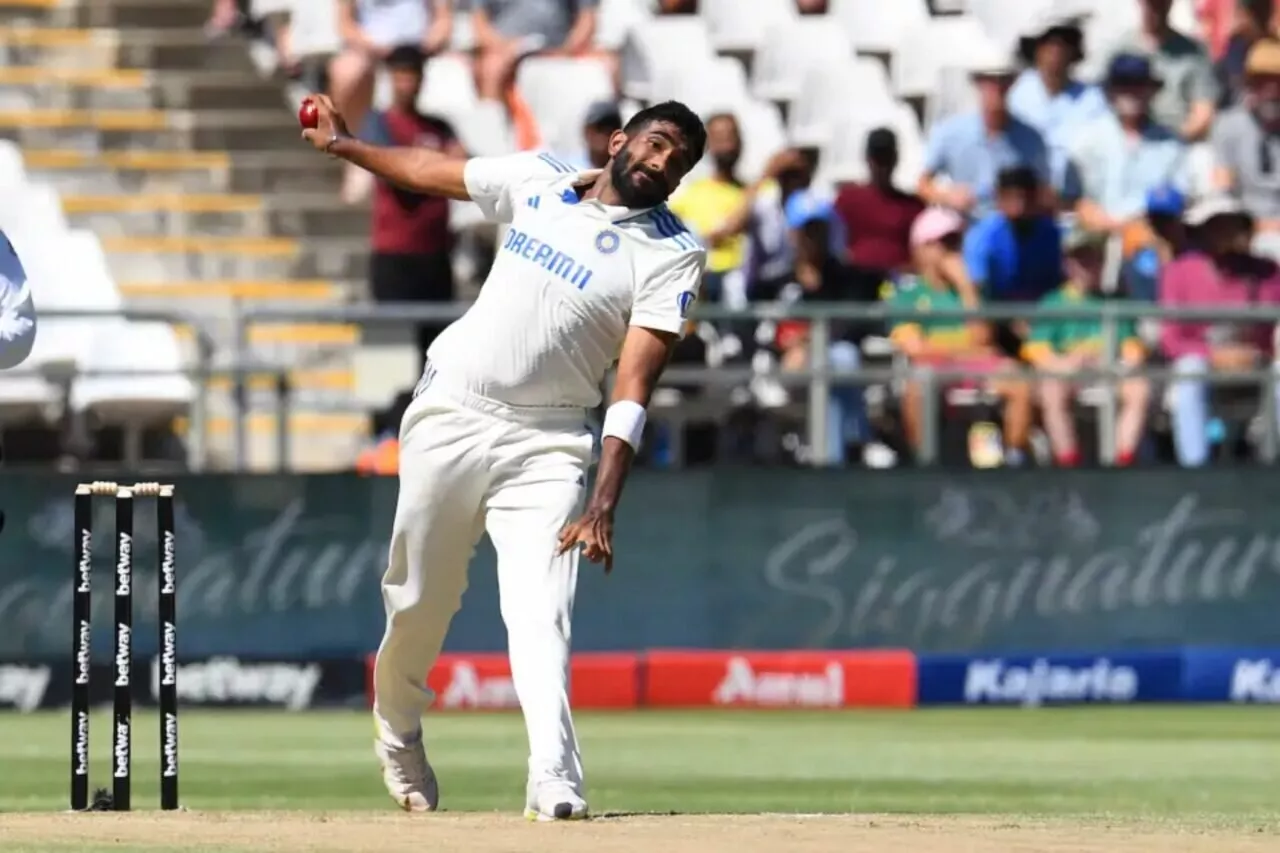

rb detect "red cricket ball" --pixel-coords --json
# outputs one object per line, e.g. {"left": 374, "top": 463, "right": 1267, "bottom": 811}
{"left": 298, "top": 98, "right": 319, "bottom": 130}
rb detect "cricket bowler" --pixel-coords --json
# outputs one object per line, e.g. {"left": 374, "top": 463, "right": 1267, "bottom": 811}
{"left": 302, "top": 95, "right": 707, "bottom": 820}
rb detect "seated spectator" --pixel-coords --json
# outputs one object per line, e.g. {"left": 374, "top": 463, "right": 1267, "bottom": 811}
{"left": 1101, "top": 0, "right": 1219, "bottom": 140}
{"left": 1161, "top": 196, "right": 1280, "bottom": 466}
{"left": 886, "top": 208, "right": 1033, "bottom": 465}
{"left": 1024, "top": 229, "right": 1152, "bottom": 467}
{"left": 777, "top": 194, "right": 874, "bottom": 466}
{"left": 919, "top": 53, "right": 1052, "bottom": 219}
{"left": 1123, "top": 184, "right": 1189, "bottom": 300}
{"left": 1212, "top": 38, "right": 1280, "bottom": 236}
{"left": 833, "top": 128, "right": 925, "bottom": 304}
{"left": 358, "top": 46, "right": 466, "bottom": 371}
{"left": 472, "top": 0, "right": 598, "bottom": 102}
{"left": 560, "top": 100, "right": 621, "bottom": 171}
{"left": 329, "top": 0, "right": 451, "bottom": 135}
{"left": 1009, "top": 12, "right": 1108, "bottom": 198}
{"left": 963, "top": 166, "right": 1063, "bottom": 304}
{"left": 1067, "top": 54, "right": 1188, "bottom": 245}
{"left": 669, "top": 113, "right": 748, "bottom": 306}
{"left": 1215, "top": 0, "right": 1274, "bottom": 107}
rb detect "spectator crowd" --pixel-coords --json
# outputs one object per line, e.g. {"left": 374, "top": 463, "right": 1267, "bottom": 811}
{"left": 215, "top": 0, "right": 1280, "bottom": 470}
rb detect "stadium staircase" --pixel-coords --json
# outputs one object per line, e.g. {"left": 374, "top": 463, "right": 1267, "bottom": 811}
{"left": 0, "top": 0, "right": 378, "bottom": 470}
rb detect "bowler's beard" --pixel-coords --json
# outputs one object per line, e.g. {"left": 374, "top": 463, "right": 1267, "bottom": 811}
{"left": 610, "top": 149, "right": 669, "bottom": 208}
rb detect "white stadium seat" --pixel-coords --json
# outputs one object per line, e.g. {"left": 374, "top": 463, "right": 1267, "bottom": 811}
{"left": 418, "top": 55, "right": 480, "bottom": 119}
{"left": 620, "top": 17, "right": 715, "bottom": 101}
{"left": 659, "top": 56, "right": 751, "bottom": 117}
{"left": 516, "top": 57, "right": 615, "bottom": 158}
{"left": 830, "top": 0, "right": 929, "bottom": 54}
{"left": 700, "top": 0, "right": 797, "bottom": 53}
{"left": 752, "top": 17, "right": 851, "bottom": 103}
{"left": 71, "top": 319, "right": 194, "bottom": 424}
{"left": 596, "top": 0, "right": 652, "bottom": 50}
{"left": 789, "top": 57, "right": 898, "bottom": 149}
{"left": 0, "top": 140, "right": 26, "bottom": 190}
{"left": 288, "top": 0, "right": 341, "bottom": 59}
{"left": 894, "top": 17, "right": 1008, "bottom": 98}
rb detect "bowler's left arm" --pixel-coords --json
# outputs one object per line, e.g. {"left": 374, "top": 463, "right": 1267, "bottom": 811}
{"left": 0, "top": 234, "right": 35, "bottom": 369}
{"left": 556, "top": 249, "right": 706, "bottom": 571}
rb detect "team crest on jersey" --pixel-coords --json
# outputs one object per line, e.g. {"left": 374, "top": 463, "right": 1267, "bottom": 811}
{"left": 677, "top": 291, "right": 695, "bottom": 318}
{"left": 595, "top": 230, "right": 620, "bottom": 255}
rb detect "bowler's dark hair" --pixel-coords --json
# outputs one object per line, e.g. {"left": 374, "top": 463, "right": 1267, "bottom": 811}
{"left": 624, "top": 101, "right": 707, "bottom": 161}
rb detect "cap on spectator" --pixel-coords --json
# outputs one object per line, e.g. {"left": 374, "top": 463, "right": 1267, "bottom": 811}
{"left": 1245, "top": 38, "right": 1280, "bottom": 77}
{"left": 385, "top": 45, "right": 427, "bottom": 69}
{"left": 910, "top": 207, "right": 965, "bottom": 247}
{"left": 1184, "top": 195, "right": 1253, "bottom": 227}
{"left": 968, "top": 42, "right": 1018, "bottom": 78}
{"left": 784, "top": 188, "right": 835, "bottom": 230}
{"left": 1145, "top": 184, "right": 1186, "bottom": 217}
{"left": 1104, "top": 53, "right": 1161, "bottom": 87}
{"left": 583, "top": 100, "right": 623, "bottom": 130}
{"left": 865, "top": 127, "right": 898, "bottom": 160}
{"left": 1017, "top": 12, "right": 1086, "bottom": 66}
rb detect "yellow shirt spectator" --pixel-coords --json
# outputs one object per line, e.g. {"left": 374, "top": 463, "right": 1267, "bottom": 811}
{"left": 669, "top": 177, "right": 747, "bottom": 274}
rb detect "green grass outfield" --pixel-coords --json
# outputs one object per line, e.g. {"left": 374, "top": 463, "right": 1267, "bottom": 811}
{"left": 1, "top": 706, "right": 1279, "bottom": 821}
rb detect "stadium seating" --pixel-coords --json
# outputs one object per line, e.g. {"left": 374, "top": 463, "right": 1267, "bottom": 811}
{"left": 0, "top": 0, "right": 1230, "bottom": 470}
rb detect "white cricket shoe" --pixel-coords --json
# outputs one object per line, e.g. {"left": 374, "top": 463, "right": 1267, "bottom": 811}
{"left": 524, "top": 779, "right": 588, "bottom": 822}
{"left": 375, "top": 736, "right": 439, "bottom": 812}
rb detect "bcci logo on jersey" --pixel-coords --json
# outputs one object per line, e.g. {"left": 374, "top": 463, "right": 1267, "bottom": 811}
{"left": 595, "top": 230, "right": 620, "bottom": 254}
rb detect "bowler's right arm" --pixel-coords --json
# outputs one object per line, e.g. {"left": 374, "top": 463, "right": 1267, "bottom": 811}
{"left": 302, "top": 94, "right": 572, "bottom": 222}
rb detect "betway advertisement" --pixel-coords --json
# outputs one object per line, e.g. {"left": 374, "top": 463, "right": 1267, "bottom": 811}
{"left": 915, "top": 652, "right": 1184, "bottom": 706}
{"left": 0, "top": 657, "right": 368, "bottom": 711}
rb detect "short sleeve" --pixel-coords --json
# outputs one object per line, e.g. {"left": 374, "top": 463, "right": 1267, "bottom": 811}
{"left": 923, "top": 120, "right": 952, "bottom": 175}
{"left": 1188, "top": 48, "right": 1221, "bottom": 105}
{"left": 1211, "top": 113, "right": 1240, "bottom": 177}
{"left": 630, "top": 249, "right": 706, "bottom": 337}
{"left": 463, "top": 151, "right": 578, "bottom": 223}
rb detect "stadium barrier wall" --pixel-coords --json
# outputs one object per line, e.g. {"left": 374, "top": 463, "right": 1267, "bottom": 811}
{"left": 6, "top": 470, "right": 1280, "bottom": 659}
{"left": 5, "top": 648, "right": 1280, "bottom": 711}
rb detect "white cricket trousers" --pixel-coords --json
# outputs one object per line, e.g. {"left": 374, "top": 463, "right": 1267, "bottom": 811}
{"left": 372, "top": 382, "right": 594, "bottom": 790}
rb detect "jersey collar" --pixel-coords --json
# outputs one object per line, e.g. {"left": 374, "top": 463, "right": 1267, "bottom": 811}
{"left": 557, "top": 173, "right": 658, "bottom": 224}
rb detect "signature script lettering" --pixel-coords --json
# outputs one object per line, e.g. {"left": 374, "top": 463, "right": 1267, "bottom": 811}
{"left": 763, "top": 490, "right": 1280, "bottom": 648}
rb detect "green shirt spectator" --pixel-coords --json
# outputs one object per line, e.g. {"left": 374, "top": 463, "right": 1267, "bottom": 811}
{"left": 884, "top": 274, "right": 973, "bottom": 353}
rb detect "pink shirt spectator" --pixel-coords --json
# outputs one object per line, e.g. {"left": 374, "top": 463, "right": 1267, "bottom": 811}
{"left": 1159, "top": 250, "right": 1280, "bottom": 358}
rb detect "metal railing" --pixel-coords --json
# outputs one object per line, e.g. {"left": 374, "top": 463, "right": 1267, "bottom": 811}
{"left": 5, "top": 303, "right": 1278, "bottom": 471}
{"left": 233, "top": 301, "right": 1280, "bottom": 469}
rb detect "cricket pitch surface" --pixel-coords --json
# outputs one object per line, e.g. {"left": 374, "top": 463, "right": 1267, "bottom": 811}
{"left": 3, "top": 812, "right": 1279, "bottom": 853}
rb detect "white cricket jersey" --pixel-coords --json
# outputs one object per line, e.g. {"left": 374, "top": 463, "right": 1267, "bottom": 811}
{"left": 0, "top": 230, "right": 35, "bottom": 370}
{"left": 423, "top": 151, "right": 707, "bottom": 410}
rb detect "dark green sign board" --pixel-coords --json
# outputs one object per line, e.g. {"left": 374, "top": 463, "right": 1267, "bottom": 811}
{"left": 2, "top": 470, "right": 1278, "bottom": 659}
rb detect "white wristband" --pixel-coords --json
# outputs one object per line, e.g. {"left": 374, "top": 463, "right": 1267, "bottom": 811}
{"left": 601, "top": 400, "right": 647, "bottom": 450}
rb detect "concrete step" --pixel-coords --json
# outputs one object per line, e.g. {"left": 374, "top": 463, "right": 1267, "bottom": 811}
{"left": 62, "top": 192, "right": 371, "bottom": 240}
{"left": 118, "top": 279, "right": 349, "bottom": 303}
{"left": 174, "top": 412, "right": 370, "bottom": 472}
{"left": 101, "top": 235, "right": 370, "bottom": 282}
{"left": 0, "top": 26, "right": 256, "bottom": 72}
{"left": 74, "top": 0, "right": 208, "bottom": 30}
{"left": 0, "top": 107, "right": 306, "bottom": 150}
{"left": 0, "top": 67, "right": 288, "bottom": 111}
{"left": 22, "top": 149, "right": 346, "bottom": 196}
